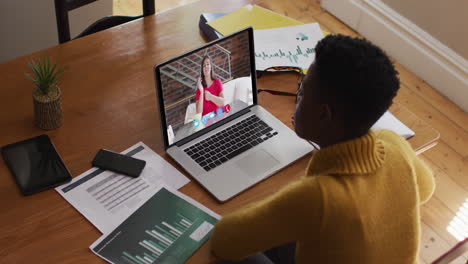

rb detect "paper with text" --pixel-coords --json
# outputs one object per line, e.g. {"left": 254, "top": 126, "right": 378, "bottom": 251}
{"left": 56, "top": 142, "right": 190, "bottom": 234}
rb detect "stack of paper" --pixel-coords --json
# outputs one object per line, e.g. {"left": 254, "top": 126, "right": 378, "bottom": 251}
{"left": 56, "top": 142, "right": 220, "bottom": 263}
{"left": 207, "top": 4, "right": 325, "bottom": 71}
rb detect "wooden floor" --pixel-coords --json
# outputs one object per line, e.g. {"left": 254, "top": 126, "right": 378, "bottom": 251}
{"left": 114, "top": 0, "right": 468, "bottom": 263}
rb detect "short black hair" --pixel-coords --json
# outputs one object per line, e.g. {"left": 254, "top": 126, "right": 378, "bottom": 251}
{"left": 314, "top": 34, "right": 399, "bottom": 134}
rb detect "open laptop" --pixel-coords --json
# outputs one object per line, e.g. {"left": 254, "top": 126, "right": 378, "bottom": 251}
{"left": 154, "top": 27, "right": 313, "bottom": 202}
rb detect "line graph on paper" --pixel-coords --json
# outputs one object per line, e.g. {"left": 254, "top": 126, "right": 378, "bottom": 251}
{"left": 255, "top": 46, "right": 315, "bottom": 65}
{"left": 253, "top": 23, "right": 324, "bottom": 71}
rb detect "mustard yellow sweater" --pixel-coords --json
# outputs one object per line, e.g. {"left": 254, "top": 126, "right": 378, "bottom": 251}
{"left": 211, "top": 130, "right": 435, "bottom": 263}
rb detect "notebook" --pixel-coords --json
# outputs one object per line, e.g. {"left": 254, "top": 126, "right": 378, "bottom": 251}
{"left": 207, "top": 4, "right": 303, "bottom": 36}
{"left": 154, "top": 28, "right": 313, "bottom": 202}
{"left": 199, "top": 13, "right": 225, "bottom": 41}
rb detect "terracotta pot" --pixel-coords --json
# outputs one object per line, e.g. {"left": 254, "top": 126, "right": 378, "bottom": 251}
{"left": 32, "top": 86, "right": 63, "bottom": 130}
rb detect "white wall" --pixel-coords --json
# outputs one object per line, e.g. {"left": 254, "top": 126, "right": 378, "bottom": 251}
{"left": 382, "top": 0, "right": 468, "bottom": 60}
{"left": 0, "top": 0, "right": 112, "bottom": 63}
{"left": 321, "top": 0, "right": 468, "bottom": 112}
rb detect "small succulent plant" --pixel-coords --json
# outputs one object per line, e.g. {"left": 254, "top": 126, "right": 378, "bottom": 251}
{"left": 25, "top": 56, "right": 65, "bottom": 95}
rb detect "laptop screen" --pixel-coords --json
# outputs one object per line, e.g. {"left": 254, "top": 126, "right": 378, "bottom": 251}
{"left": 156, "top": 29, "right": 255, "bottom": 147}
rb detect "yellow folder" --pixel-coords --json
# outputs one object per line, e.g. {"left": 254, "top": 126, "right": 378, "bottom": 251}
{"left": 207, "top": 4, "right": 303, "bottom": 36}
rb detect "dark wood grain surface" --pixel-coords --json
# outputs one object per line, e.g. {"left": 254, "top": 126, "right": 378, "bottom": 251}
{"left": 0, "top": 0, "right": 439, "bottom": 263}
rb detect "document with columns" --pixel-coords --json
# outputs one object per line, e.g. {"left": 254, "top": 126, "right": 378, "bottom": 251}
{"left": 56, "top": 142, "right": 190, "bottom": 233}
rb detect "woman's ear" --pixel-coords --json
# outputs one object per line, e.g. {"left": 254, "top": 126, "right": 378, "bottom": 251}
{"left": 319, "top": 104, "right": 333, "bottom": 121}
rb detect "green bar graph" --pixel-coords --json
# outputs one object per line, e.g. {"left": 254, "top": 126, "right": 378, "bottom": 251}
{"left": 92, "top": 187, "right": 219, "bottom": 264}
{"left": 123, "top": 251, "right": 144, "bottom": 264}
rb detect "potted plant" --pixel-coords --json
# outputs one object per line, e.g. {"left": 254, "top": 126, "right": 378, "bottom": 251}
{"left": 25, "top": 57, "right": 65, "bottom": 130}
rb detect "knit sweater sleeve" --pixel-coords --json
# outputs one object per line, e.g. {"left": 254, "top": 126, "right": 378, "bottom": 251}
{"left": 394, "top": 132, "right": 435, "bottom": 204}
{"left": 377, "top": 129, "right": 435, "bottom": 204}
{"left": 211, "top": 178, "right": 323, "bottom": 261}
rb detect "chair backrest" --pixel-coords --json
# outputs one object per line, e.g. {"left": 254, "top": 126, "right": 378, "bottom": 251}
{"left": 431, "top": 238, "right": 468, "bottom": 264}
{"left": 222, "top": 76, "right": 253, "bottom": 106}
{"left": 54, "top": 0, "right": 155, "bottom": 44}
{"left": 184, "top": 103, "right": 197, "bottom": 125}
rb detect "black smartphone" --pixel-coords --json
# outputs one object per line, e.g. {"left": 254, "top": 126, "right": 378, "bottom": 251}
{"left": 92, "top": 149, "right": 146, "bottom": 178}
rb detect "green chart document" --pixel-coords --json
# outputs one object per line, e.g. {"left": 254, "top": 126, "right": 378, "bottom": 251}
{"left": 91, "top": 186, "right": 220, "bottom": 264}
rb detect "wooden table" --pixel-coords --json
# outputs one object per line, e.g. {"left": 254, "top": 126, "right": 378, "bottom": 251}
{"left": 0, "top": 0, "right": 439, "bottom": 263}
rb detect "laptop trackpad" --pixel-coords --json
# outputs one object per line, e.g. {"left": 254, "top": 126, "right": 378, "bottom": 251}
{"left": 236, "top": 149, "right": 279, "bottom": 178}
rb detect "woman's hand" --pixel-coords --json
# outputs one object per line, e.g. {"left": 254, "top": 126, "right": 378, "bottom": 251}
{"left": 204, "top": 90, "right": 213, "bottom": 102}
{"left": 205, "top": 90, "right": 225, "bottom": 106}
{"left": 197, "top": 77, "right": 204, "bottom": 92}
{"left": 196, "top": 77, "right": 204, "bottom": 114}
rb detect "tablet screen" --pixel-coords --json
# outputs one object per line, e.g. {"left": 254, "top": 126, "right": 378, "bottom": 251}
{"left": 1, "top": 135, "right": 71, "bottom": 195}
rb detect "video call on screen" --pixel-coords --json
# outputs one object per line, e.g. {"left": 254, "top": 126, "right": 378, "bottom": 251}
{"left": 160, "top": 31, "right": 253, "bottom": 145}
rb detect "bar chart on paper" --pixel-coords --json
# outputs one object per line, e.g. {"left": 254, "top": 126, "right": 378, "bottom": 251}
{"left": 91, "top": 187, "right": 219, "bottom": 264}
{"left": 127, "top": 213, "right": 196, "bottom": 264}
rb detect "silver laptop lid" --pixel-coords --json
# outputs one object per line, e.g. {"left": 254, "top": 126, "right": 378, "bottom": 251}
{"left": 154, "top": 28, "right": 257, "bottom": 150}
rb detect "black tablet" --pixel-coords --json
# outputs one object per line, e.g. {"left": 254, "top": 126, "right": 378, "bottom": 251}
{"left": 1, "top": 135, "right": 72, "bottom": 195}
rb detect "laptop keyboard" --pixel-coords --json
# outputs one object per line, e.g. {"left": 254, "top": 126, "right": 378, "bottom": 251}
{"left": 183, "top": 115, "right": 278, "bottom": 172}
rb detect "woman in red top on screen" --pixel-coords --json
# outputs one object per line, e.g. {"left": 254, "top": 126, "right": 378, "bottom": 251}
{"left": 196, "top": 56, "right": 224, "bottom": 116}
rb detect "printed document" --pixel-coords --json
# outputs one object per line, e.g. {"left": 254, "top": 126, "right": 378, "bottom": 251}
{"left": 254, "top": 23, "right": 324, "bottom": 71}
{"left": 56, "top": 142, "right": 190, "bottom": 234}
{"left": 91, "top": 185, "right": 220, "bottom": 264}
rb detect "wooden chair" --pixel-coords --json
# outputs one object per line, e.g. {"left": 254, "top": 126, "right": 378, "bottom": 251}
{"left": 431, "top": 238, "right": 468, "bottom": 264}
{"left": 54, "top": 0, "right": 155, "bottom": 44}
